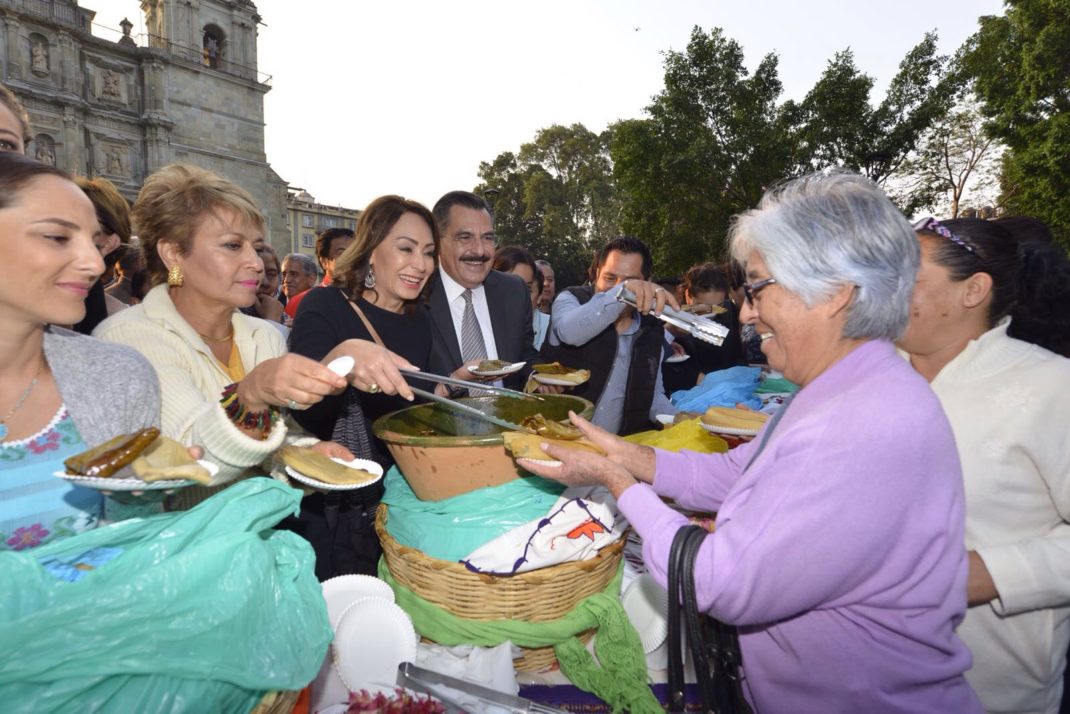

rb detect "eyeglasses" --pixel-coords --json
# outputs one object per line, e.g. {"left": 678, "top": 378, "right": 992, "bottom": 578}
{"left": 742, "top": 277, "right": 777, "bottom": 306}
{"left": 913, "top": 217, "right": 974, "bottom": 253}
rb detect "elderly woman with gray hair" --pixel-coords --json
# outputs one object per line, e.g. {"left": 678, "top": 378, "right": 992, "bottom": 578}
{"left": 522, "top": 172, "right": 982, "bottom": 712}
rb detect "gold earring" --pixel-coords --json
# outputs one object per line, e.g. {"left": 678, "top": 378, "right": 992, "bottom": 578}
{"left": 167, "top": 265, "right": 184, "bottom": 287}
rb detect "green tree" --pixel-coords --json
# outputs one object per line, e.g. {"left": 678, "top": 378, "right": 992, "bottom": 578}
{"left": 793, "top": 33, "right": 958, "bottom": 214}
{"left": 893, "top": 96, "right": 1003, "bottom": 218}
{"left": 609, "top": 27, "right": 795, "bottom": 275}
{"left": 962, "top": 0, "right": 1070, "bottom": 246}
{"left": 475, "top": 123, "right": 619, "bottom": 287}
{"left": 608, "top": 27, "right": 954, "bottom": 272}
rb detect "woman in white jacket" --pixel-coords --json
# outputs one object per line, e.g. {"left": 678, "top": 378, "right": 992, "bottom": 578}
{"left": 95, "top": 164, "right": 413, "bottom": 511}
{"left": 899, "top": 216, "right": 1070, "bottom": 714}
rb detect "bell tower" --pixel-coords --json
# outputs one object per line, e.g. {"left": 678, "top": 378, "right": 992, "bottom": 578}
{"left": 136, "top": 0, "right": 289, "bottom": 252}
{"left": 139, "top": 0, "right": 260, "bottom": 77}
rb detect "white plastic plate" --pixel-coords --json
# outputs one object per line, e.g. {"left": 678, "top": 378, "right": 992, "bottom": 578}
{"left": 468, "top": 361, "right": 526, "bottom": 377}
{"left": 285, "top": 457, "right": 384, "bottom": 492}
{"left": 332, "top": 598, "right": 418, "bottom": 690}
{"left": 54, "top": 460, "right": 218, "bottom": 491}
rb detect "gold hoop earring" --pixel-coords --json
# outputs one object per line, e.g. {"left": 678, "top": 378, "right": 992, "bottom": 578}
{"left": 167, "top": 265, "right": 184, "bottom": 287}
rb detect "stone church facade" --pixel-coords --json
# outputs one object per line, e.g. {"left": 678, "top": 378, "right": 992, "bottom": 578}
{"left": 0, "top": 0, "right": 291, "bottom": 251}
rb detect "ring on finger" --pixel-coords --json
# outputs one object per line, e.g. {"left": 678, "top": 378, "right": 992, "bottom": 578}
{"left": 287, "top": 398, "right": 300, "bottom": 410}
{"left": 367, "top": 382, "right": 380, "bottom": 394}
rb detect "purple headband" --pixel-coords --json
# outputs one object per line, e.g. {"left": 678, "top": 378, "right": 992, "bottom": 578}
{"left": 913, "top": 217, "right": 975, "bottom": 253}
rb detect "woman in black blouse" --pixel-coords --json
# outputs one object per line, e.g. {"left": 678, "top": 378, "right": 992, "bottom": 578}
{"left": 287, "top": 195, "right": 447, "bottom": 577}
{"left": 289, "top": 196, "right": 440, "bottom": 465}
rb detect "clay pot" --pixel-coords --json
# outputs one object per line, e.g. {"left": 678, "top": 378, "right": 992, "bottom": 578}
{"left": 372, "top": 393, "right": 594, "bottom": 500}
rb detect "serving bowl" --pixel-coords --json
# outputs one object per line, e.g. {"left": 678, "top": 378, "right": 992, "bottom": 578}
{"left": 372, "top": 393, "right": 593, "bottom": 500}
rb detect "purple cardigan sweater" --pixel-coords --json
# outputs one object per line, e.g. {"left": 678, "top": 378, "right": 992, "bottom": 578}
{"left": 617, "top": 340, "right": 981, "bottom": 713}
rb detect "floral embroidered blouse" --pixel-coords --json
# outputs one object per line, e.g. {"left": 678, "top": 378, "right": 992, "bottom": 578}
{"left": 0, "top": 407, "right": 102, "bottom": 551}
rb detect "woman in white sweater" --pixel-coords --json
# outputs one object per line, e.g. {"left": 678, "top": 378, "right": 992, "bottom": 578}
{"left": 95, "top": 164, "right": 414, "bottom": 509}
{"left": 899, "top": 216, "right": 1070, "bottom": 714}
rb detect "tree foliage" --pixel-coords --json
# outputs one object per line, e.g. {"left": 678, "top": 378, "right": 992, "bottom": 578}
{"left": 610, "top": 28, "right": 795, "bottom": 275}
{"left": 475, "top": 123, "right": 619, "bottom": 287}
{"left": 792, "top": 33, "right": 958, "bottom": 214}
{"left": 476, "top": 26, "right": 959, "bottom": 280}
{"left": 962, "top": 0, "right": 1070, "bottom": 246}
{"left": 893, "top": 96, "right": 1003, "bottom": 218}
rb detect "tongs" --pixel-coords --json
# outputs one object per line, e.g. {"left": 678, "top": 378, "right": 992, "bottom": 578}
{"left": 398, "top": 662, "right": 568, "bottom": 714}
{"left": 399, "top": 369, "right": 537, "bottom": 435}
{"left": 615, "top": 284, "right": 729, "bottom": 346}
{"left": 400, "top": 369, "right": 542, "bottom": 402}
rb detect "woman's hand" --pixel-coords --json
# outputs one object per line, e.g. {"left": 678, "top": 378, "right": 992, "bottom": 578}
{"left": 518, "top": 411, "right": 656, "bottom": 498}
{"left": 623, "top": 279, "right": 681, "bottom": 315}
{"left": 521, "top": 444, "right": 637, "bottom": 499}
{"left": 238, "top": 353, "right": 348, "bottom": 412}
{"left": 967, "top": 550, "right": 999, "bottom": 606}
{"left": 568, "top": 411, "right": 656, "bottom": 480}
{"left": 309, "top": 440, "right": 356, "bottom": 461}
{"left": 254, "top": 293, "right": 285, "bottom": 323}
{"left": 324, "top": 339, "right": 416, "bottom": 401}
{"left": 104, "top": 445, "right": 205, "bottom": 502}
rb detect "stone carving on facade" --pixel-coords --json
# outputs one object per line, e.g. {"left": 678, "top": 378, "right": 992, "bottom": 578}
{"left": 34, "top": 135, "right": 56, "bottom": 166}
{"left": 104, "top": 145, "right": 125, "bottom": 175}
{"left": 30, "top": 35, "right": 49, "bottom": 75}
{"left": 101, "top": 70, "right": 122, "bottom": 101}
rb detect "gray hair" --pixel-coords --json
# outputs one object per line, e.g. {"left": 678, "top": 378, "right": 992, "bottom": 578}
{"left": 728, "top": 171, "right": 919, "bottom": 341}
{"left": 282, "top": 252, "right": 318, "bottom": 276}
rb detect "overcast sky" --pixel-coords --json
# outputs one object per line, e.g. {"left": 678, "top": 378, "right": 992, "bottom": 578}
{"left": 86, "top": 0, "right": 1005, "bottom": 211}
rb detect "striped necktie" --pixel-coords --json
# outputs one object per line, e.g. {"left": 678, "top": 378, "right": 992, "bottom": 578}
{"left": 460, "top": 289, "right": 487, "bottom": 363}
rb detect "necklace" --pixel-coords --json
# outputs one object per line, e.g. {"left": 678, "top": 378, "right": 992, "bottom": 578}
{"left": 198, "top": 327, "right": 235, "bottom": 343}
{"left": 0, "top": 360, "right": 45, "bottom": 441}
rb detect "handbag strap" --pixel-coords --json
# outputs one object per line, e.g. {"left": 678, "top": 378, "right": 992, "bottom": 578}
{"left": 667, "top": 524, "right": 752, "bottom": 714}
{"left": 668, "top": 525, "right": 704, "bottom": 711}
{"left": 348, "top": 296, "right": 387, "bottom": 348}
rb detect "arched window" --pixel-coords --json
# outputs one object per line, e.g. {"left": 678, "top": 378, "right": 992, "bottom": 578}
{"left": 202, "top": 25, "right": 225, "bottom": 69}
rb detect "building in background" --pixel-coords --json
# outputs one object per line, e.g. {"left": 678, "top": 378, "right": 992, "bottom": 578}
{"left": 0, "top": 0, "right": 291, "bottom": 252}
{"left": 286, "top": 188, "right": 360, "bottom": 258}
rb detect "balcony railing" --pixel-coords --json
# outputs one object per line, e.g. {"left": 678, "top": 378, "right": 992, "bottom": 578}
{"left": 141, "top": 34, "right": 271, "bottom": 86}
{"left": 0, "top": 0, "right": 87, "bottom": 29}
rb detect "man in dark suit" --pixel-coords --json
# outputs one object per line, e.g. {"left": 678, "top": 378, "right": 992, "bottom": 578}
{"left": 425, "top": 191, "right": 540, "bottom": 392}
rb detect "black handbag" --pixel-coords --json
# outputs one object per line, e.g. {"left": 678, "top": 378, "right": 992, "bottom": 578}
{"left": 667, "top": 525, "right": 751, "bottom": 714}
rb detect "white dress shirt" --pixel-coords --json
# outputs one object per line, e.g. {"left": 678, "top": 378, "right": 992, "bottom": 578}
{"left": 437, "top": 267, "right": 500, "bottom": 362}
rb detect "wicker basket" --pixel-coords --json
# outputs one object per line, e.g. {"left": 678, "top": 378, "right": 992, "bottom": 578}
{"left": 376, "top": 505, "right": 624, "bottom": 671}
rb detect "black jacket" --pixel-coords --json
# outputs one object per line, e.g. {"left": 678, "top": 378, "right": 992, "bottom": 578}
{"left": 423, "top": 269, "right": 540, "bottom": 390}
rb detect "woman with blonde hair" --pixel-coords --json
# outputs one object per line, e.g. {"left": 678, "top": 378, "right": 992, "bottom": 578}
{"left": 95, "top": 165, "right": 413, "bottom": 511}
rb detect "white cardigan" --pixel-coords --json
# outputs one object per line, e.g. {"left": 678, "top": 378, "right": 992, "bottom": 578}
{"left": 94, "top": 284, "right": 288, "bottom": 490}
{"left": 930, "top": 320, "right": 1070, "bottom": 714}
